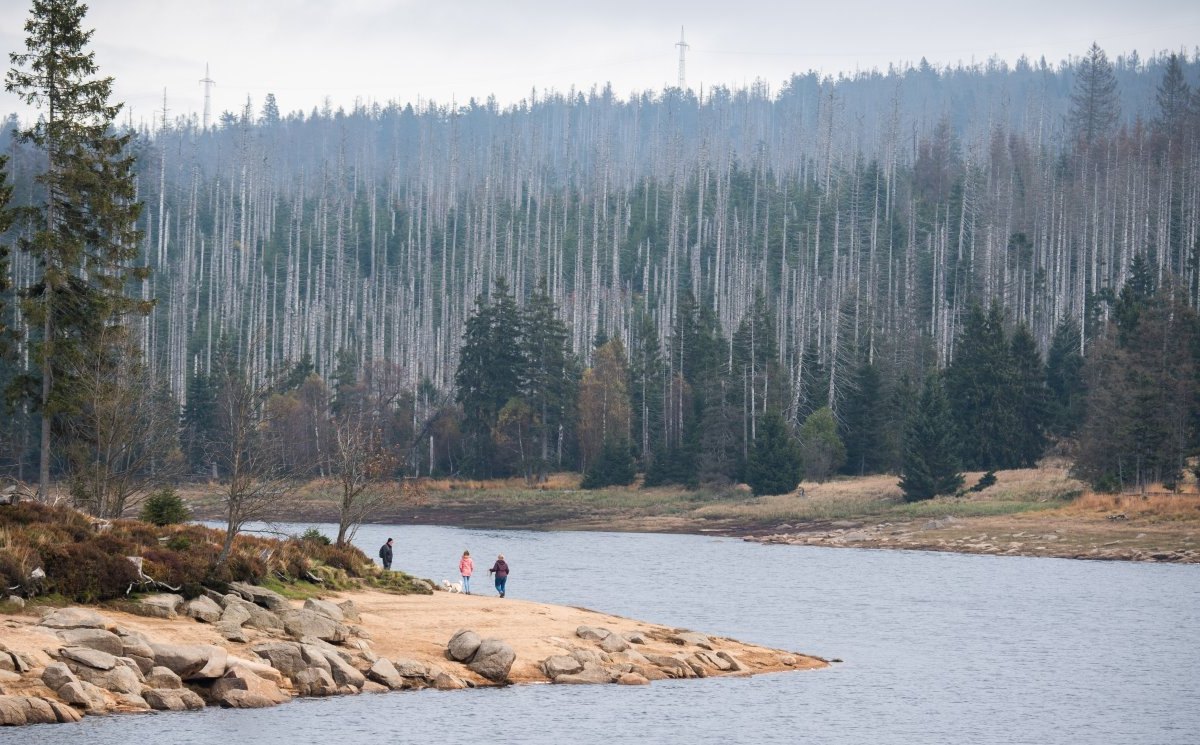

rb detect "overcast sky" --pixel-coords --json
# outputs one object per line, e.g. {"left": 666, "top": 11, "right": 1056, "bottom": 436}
{"left": 1, "top": 0, "right": 1197, "bottom": 126}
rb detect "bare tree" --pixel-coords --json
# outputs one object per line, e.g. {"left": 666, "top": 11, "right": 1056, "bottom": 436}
{"left": 328, "top": 405, "right": 400, "bottom": 547}
{"left": 209, "top": 347, "right": 294, "bottom": 568}
{"left": 63, "top": 327, "right": 182, "bottom": 518}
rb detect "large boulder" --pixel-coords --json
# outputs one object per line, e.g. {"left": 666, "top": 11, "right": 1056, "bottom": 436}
{"left": 134, "top": 593, "right": 184, "bottom": 618}
{"left": 41, "top": 662, "right": 78, "bottom": 692}
{"left": 228, "top": 582, "right": 290, "bottom": 613}
{"left": 541, "top": 655, "right": 584, "bottom": 680}
{"left": 312, "top": 647, "right": 365, "bottom": 689}
{"left": 575, "top": 625, "right": 609, "bottom": 641}
{"left": 115, "top": 629, "right": 155, "bottom": 661}
{"left": 144, "top": 666, "right": 183, "bottom": 689}
{"left": 599, "top": 634, "right": 630, "bottom": 653}
{"left": 303, "top": 598, "right": 344, "bottom": 622}
{"left": 184, "top": 595, "right": 223, "bottom": 623}
{"left": 553, "top": 662, "right": 616, "bottom": 685}
{"left": 59, "top": 646, "right": 116, "bottom": 671}
{"left": 0, "top": 695, "right": 71, "bottom": 725}
{"left": 66, "top": 658, "right": 143, "bottom": 695}
{"left": 366, "top": 657, "right": 403, "bottom": 689}
{"left": 669, "top": 631, "right": 713, "bottom": 649}
{"left": 216, "top": 622, "right": 249, "bottom": 643}
{"left": 643, "top": 654, "right": 694, "bottom": 679}
{"left": 210, "top": 668, "right": 290, "bottom": 708}
{"left": 40, "top": 607, "right": 112, "bottom": 630}
{"left": 143, "top": 688, "right": 205, "bottom": 711}
{"left": 292, "top": 667, "right": 338, "bottom": 697}
{"left": 56, "top": 680, "right": 108, "bottom": 710}
{"left": 222, "top": 595, "right": 284, "bottom": 631}
{"left": 56, "top": 628, "right": 124, "bottom": 657}
{"left": 279, "top": 609, "right": 347, "bottom": 643}
{"left": 446, "top": 629, "right": 482, "bottom": 662}
{"left": 432, "top": 672, "right": 468, "bottom": 690}
{"left": 392, "top": 657, "right": 428, "bottom": 678}
{"left": 467, "top": 639, "right": 515, "bottom": 683}
{"left": 250, "top": 642, "right": 309, "bottom": 679}
{"left": 225, "top": 656, "right": 285, "bottom": 686}
{"left": 150, "top": 642, "right": 228, "bottom": 680}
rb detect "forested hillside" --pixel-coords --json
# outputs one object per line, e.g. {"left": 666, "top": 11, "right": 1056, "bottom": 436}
{"left": 2, "top": 41, "right": 1199, "bottom": 499}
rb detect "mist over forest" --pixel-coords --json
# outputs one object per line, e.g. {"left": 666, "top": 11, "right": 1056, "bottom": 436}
{"left": 2, "top": 37, "right": 1199, "bottom": 498}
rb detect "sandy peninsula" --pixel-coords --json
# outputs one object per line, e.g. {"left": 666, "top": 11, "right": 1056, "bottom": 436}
{"left": 0, "top": 586, "right": 826, "bottom": 726}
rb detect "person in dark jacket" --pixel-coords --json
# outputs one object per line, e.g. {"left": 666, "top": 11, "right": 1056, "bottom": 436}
{"left": 488, "top": 554, "right": 509, "bottom": 597}
{"left": 379, "top": 538, "right": 394, "bottom": 570}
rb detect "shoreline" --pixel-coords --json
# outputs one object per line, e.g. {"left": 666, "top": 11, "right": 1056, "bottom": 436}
{"left": 0, "top": 586, "right": 825, "bottom": 727}
{"left": 187, "top": 500, "right": 1200, "bottom": 566}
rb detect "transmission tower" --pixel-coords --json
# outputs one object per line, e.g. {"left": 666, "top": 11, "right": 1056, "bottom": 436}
{"left": 199, "top": 63, "right": 215, "bottom": 130}
{"left": 676, "top": 27, "right": 689, "bottom": 90}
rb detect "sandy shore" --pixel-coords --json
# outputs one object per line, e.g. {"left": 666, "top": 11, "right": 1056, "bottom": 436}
{"left": 0, "top": 586, "right": 826, "bottom": 725}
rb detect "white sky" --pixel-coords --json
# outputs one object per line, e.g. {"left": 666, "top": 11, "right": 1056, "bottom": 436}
{"left": 1, "top": 0, "right": 1198, "bottom": 126}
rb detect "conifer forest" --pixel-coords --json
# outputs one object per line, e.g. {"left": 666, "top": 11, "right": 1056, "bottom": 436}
{"left": 2, "top": 2, "right": 1200, "bottom": 513}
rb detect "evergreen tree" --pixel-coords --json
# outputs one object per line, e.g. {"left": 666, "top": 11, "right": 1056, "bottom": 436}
{"left": 945, "top": 303, "right": 1020, "bottom": 470}
{"left": 882, "top": 373, "right": 918, "bottom": 474}
{"left": 746, "top": 410, "right": 803, "bottom": 496}
{"left": 1076, "top": 282, "right": 1200, "bottom": 491}
{"left": 1045, "top": 318, "right": 1086, "bottom": 439}
{"left": 1069, "top": 43, "right": 1120, "bottom": 148}
{"left": 900, "top": 374, "right": 963, "bottom": 502}
{"left": 455, "top": 277, "right": 524, "bottom": 476}
{"left": 1114, "top": 253, "right": 1156, "bottom": 345}
{"left": 840, "top": 357, "right": 885, "bottom": 475}
{"left": 6, "top": 0, "right": 149, "bottom": 498}
{"left": 799, "top": 407, "right": 846, "bottom": 483}
{"left": 1009, "top": 323, "right": 1049, "bottom": 467}
{"left": 1153, "top": 53, "right": 1192, "bottom": 145}
{"left": 580, "top": 438, "right": 636, "bottom": 489}
{"left": 628, "top": 309, "right": 665, "bottom": 470}
{"left": 520, "top": 279, "right": 577, "bottom": 476}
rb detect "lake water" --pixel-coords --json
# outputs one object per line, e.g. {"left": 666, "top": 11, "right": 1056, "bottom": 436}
{"left": 9, "top": 524, "right": 1199, "bottom": 744}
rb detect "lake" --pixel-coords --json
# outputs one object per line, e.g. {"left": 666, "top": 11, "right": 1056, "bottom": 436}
{"left": 10, "top": 524, "right": 1199, "bottom": 744}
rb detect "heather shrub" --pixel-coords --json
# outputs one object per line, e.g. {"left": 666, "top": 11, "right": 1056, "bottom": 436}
{"left": 38, "top": 542, "right": 141, "bottom": 603}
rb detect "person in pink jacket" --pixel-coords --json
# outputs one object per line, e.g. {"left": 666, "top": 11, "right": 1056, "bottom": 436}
{"left": 459, "top": 550, "right": 474, "bottom": 594}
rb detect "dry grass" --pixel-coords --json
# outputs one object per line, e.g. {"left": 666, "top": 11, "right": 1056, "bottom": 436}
{"left": 1064, "top": 490, "right": 1200, "bottom": 522}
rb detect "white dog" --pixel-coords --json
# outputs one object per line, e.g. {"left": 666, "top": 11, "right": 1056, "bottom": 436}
{"left": 441, "top": 579, "right": 463, "bottom": 593}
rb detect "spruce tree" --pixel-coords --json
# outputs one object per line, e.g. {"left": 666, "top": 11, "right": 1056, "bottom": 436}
{"left": 6, "top": 0, "right": 149, "bottom": 498}
{"left": 628, "top": 309, "right": 665, "bottom": 470}
{"left": 455, "top": 277, "right": 524, "bottom": 476}
{"left": 1153, "top": 53, "right": 1191, "bottom": 145}
{"left": 1069, "top": 43, "right": 1120, "bottom": 148}
{"left": 1009, "top": 323, "right": 1049, "bottom": 467}
{"left": 840, "top": 358, "right": 885, "bottom": 475}
{"left": 1045, "top": 318, "right": 1086, "bottom": 439}
{"left": 945, "top": 303, "right": 1019, "bottom": 470}
{"left": 900, "top": 374, "right": 963, "bottom": 502}
{"left": 746, "top": 410, "right": 803, "bottom": 496}
{"left": 520, "top": 279, "right": 577, "bottom": 476}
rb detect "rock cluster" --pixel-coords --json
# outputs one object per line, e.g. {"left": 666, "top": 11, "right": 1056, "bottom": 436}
{"left": 445, "top": 630, "right": 515, "bottom": 683}
{"left": 0, "top": 593, "right": 532, "bottom": 727}
{"left": 535, "top": 626, "right": 747, "bottom": 686}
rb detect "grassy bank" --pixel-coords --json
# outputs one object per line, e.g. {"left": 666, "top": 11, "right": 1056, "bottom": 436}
{"left": 0, "top": 501, "right": 430, "bottom": 605}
